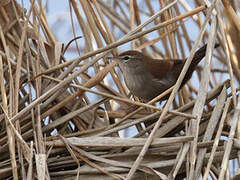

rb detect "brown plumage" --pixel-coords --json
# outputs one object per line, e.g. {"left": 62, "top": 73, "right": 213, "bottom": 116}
{"left": 113, "top": 44, "right": 219, "bottom": 101}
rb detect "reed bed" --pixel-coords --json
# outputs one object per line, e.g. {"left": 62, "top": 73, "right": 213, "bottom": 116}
{"left": 0, "top": 0, "right": 239, "bottom": 179}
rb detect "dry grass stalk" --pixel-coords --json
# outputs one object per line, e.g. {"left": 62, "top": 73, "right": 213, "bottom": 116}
{"left": 0, "top": 0, "right": 239, "bottom": 179}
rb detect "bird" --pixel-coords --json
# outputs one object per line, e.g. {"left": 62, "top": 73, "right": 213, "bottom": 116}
{"left": 111, "top": 44, "right": 219, "bottom": 101}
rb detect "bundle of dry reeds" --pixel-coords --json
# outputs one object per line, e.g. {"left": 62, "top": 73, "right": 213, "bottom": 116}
{"left": 0, "top": 0, "right": 240, "bottom": 179}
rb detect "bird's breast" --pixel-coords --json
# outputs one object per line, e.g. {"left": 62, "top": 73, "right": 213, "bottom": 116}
{"left": 123, "top": 69, "right": 174, "bottom": 101}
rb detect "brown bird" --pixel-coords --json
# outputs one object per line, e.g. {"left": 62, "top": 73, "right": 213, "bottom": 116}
{"left": 111, "top": 44, "right": 219, "bottom": 101}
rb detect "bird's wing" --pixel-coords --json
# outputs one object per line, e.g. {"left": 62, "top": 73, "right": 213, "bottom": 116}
{"left": 145, "top": 58, "right": 183, "bottom": 80}
{"left": 145, "top": 43, "right": 219, "bottom": 84}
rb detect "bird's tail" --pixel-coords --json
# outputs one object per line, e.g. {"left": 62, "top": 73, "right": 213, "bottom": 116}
{"left": 191, "top": 43, "right": 220, "bottom": 67}
{"left": 181, "top": 43, "right": 220, "bottom": 87}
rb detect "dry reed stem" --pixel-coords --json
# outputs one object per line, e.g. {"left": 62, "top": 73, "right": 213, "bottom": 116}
{"left": 219, "top": 95, "right": 240, "bottom": 179}
{"left": 203, "top": 96, "right": 231, "bottom": 179}
{"left": 194, "top": 85, "right": 227, "bottom": 179}
{"left": 0, "top": 0, "right": 239, "bottom": 179}
{"left": 189, "top": 13, "right": 218, "bottom": 180}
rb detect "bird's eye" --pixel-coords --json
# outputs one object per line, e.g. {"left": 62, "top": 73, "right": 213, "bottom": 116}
{"left": 123, "top": 56, "right": 130, "bottom": 61}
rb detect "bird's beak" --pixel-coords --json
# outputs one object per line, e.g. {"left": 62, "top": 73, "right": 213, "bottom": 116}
{"left": 106, "top": 57, "right": 114, "bottom": 60}
{"left": 107, "top": 56, "right": 120, "bottom": 62}
{"left": 105, "top": 57, "right": 119, "bottom": 67}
